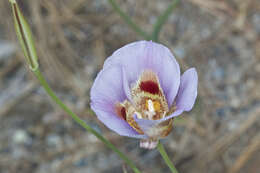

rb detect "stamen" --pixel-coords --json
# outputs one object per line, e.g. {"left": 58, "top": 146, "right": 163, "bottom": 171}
{"left": 162, "top": 111, "right": 166, "bottom": 118}
{"left": 153, "top": 101, "right": 161, "bottom": 112}
{"left": 145, "top": 99, "right": 156, "bottom": 120}
{"left": 147, "top": 99, "right": 155, "bottom": 112}
{"left": 135, "top": 112, "right": 143, "bottom": 119}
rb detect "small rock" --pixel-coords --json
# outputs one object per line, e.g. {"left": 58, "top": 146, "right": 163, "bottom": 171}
{"left": 0, "top": 41, "right": 16, "bottom": 60}
{"left": 230, "top": 97, "right": 240, "bottom": 108}
{"left": 213, "top": 67, "right": 225, "bottom": 81}
{"left": 74, "top": 157, "right": 89, "bottom": 167}
{"left": 174, "top": 46, "right": 186, "bottom": 59}
{"left": 228, "top": 121, "right": 238, "bottom": 131}
{"left": 245, "top": 78, "right": 255, "bottom": 88}
{"left": 12, "top": 147, "right": 28, "bottom": 159}
{"left": 88, "top": 134, "right": 99, "bottom": 143}
{"left": 255, "top": 63, "right": 260, "bottom": 73}
{"left": 46, "top": 134, "right": 62, "bottom": 147}
{"left": 252, "top": 13, "right": 260, "bottom": 34}
{"left": 201, "top": 27, "right": 212, "bottom": 39}
{"left": 13, "top": 129, "right": 31, "bottom": 145}
{"left": 216, "top": 107, "right": 229, "bottom": 118}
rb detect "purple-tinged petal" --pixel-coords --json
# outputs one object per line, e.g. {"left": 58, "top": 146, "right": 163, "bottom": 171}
{"left": 176, "top": 68, "right": 198, "bottom": 111}
{"left": 104, "top": 40, "right": 180, "bottom": 106}
{"left": 134, "top": 109, "right": 183, "bottom": 132}
{"left": 121, "top": 67, "right": 132, "bottom": 102}
{"left": 90, "top": 65, "right": 145, "bottom": 138}
{"left": 94, "top": 109, "right": 146, "bottom": 139}
{"left": 91, "top": 65, "right": 125, "bottom": 113}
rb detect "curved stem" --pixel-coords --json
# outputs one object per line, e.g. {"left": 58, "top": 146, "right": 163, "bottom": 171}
{"left": 34, "top": 69, "right": 141, "bottom": 173}
{"left": 151, "top": 0, "right": 180, "bottom": 42}
{"left": 157, "top": 141, "right": 179, "bottom": 173}
{"left": 108, "top": 0, "right": 151, "bottom": 40}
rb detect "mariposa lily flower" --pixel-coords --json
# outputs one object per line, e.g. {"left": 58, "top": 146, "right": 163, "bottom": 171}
{"left": 90, "top": 41, "right": 198, "bottom": 149}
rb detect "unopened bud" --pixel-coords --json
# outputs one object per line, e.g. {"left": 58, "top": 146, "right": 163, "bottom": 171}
{"left": 9, "top": 0, "right": 39, "bottom": 71}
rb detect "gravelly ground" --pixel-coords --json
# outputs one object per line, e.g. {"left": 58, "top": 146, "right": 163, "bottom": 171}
{"left": 0, "top": 0, "right": 259, "bottom": 173}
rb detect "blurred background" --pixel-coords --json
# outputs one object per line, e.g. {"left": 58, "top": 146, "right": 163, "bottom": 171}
{"left": 0, "top": 0, "right": 259, "bottom": 173}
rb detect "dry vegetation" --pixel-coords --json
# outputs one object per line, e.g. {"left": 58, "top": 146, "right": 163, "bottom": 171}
{"left": 0, "top": 0, "right": 259, "bottom": 173}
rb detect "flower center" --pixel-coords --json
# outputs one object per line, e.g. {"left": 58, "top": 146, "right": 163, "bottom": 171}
{"left": 115, "top": 70, "right": 173, "bottom": 135}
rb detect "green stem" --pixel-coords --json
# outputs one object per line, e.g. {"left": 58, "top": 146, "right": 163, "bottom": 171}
{"left": 151, "top": 0, "right": 180, "bottom": 42}
{"left": 33, "top": 69, "right": 141, "bottom": 173}
{"left": 157, "top": 142, "right": 179, "bottom": 173}
{"left": 108, "top": 0, "right": 151, "bottom": 40}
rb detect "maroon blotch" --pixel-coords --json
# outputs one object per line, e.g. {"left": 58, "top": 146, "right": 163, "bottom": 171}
{"left": 140, "top": 80, "right": 159, "bottom": 94}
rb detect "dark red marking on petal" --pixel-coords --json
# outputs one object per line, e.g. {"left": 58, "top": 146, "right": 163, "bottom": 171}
{"left": 115, "top": 104, "right": 126, "bottom": 121}
{"left": 120, "top": 107, "right": 126, "bottom": 120}
{"left": 140, "top": 80, "right": 159, "bottom": 94}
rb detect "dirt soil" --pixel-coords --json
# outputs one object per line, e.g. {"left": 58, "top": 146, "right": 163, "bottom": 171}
{"left": 0, "top": 0, "right": 259, "bottom": 173}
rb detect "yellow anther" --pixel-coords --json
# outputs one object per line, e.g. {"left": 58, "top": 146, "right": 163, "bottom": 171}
{"left": 153, "top": 101, "right": 161, "bottom": 112}
{"left": 145, "top": 99, "right": 161, "bottom": 112}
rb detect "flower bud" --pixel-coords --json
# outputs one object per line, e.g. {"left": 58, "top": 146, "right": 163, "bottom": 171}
{"left": 9, "top": 0, "right": 39, "bottom": 71}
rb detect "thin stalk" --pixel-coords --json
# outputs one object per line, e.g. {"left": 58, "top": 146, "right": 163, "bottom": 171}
{"left": 157, "top": 142, "right": 179, "bottom": 173}
{"left": 9, "top": 1, "right": 141, "bottom": 171}
{"left": 33, "top": 69, "right": 141, "bottom": 173}
{"left": 151, "top": 0, "right": 180, "bottom": 42}
{"left": 108, "top": 0, "right": 151, "bottom": 40}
